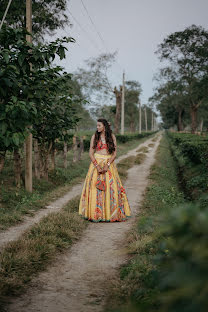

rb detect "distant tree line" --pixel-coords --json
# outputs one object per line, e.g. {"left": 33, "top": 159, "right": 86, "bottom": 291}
{"left": 151, "top": 25, "right": 208, "bottom": 133}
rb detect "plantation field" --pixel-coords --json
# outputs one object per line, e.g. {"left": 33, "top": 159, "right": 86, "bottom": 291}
{"left": 104, "top": 131, "right": 208, "bottom": 312}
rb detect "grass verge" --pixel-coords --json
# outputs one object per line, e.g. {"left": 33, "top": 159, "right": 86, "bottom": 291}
{"left": 0, "top": 135, "right": 155, "bottom": 311}
{"left": 0, "top": 196, "right": 87, "bottom": 311}
{"left": 104, "top": 132, "right": 186, "bottom": 312}
{"left": 0, "top": 133, "right": 156, "bottom": 232}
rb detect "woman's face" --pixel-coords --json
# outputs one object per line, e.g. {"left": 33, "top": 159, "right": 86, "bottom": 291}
{"left": 97, "top": 122, "right": 105, "bottom": 133}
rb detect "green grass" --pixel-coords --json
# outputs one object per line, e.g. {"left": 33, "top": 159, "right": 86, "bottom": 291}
{"left": 0, "top": 135, "right": 155, "bottom": 311}
{"left": 136, "top": 146, "right": 149, "bottom": 153}
{"left": 134, "top": 153, "right": 147, "bottom": 164}
{"left": 0, "top": 196, "right": 88, "bottom": 310}
{"left": 0, "top": 133, "right": 156, "bottom": 231}
{"left": 104, "top": 132, "right": 186, "bottom": 312}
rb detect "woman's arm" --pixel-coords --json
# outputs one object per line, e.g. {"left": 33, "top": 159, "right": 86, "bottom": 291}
{"left": 108, "top": 134, "right": 117, "bottom": 164}
{"left": 89, "top": 134, "right": 102, "bottom": 173}
{"left": 89, "top": 134, "right": 96, "bottom": 163}
{"left": 102, "top": 134, "right": 117, "bottom": 173}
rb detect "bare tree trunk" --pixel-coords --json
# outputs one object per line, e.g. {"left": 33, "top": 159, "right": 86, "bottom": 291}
{"left": 14, "top": 149, "right": 21, "bottom": 188}
{"left": 44, "top": 152, "right": 50, "bottom": 180}
{"left": 0, "top": 152, "right": 6, "bottom": 173}
{"left": 38, "top": 145, "right": 44, "bottom": 179}
{"left": 34, "top": 139, "right": 40, "bottom": 179}
{"left": 51, "top": 143, "right": 56, "bottom": 170}
{"left": 151, "top": 112, "right": 154, "bottom": 131}
{"left": 190, "top": 106, "right": 197, "bottom": 134}
{"left": 199, "top": 118, "right": 203, "bottom": 132}
{"left": 78, "top": 136, "right": 84, "bottom": 161}
{"left": 130, "top": 121, "right": 135, "bottom": 132}
{"left": 73, "top": 135, "right": 78, "bottom": 163}
{"left": 177, "top": 109, "right": 183, "bottom": 131}
{"left": 39, "top": 142, "right": 52, "bottom": 180}
{"left": 64, "top": 141, "right": 68, "bottom": 168}
{"left": 114, "top": 86, "right": 122, "bottom": 134}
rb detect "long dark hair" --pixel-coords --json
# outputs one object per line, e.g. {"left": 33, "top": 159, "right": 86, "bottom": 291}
{"left": 93, "top": 118, "right": 115, "bottom": 154}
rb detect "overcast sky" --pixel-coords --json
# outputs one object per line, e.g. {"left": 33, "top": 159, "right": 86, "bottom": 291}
{"left": 51, "top": 0, "right": 208, "bottom": 110}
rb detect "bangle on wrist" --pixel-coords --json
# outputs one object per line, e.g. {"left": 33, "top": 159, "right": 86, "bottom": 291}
{"left": 107, "top": 161, "right": 110, "bottom": 167}
{"left": 93, "top": 160, "right": 98, "bottom": 167}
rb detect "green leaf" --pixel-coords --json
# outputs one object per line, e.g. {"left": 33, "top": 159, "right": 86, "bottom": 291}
{"left": 12, "top": 133, "right": 20, "bottom": 146}
{"left": 3, "top": 52, "right": 9, "bottom": 64}
{"left": 1, "top": 122, "right": 7, "bottom": 134}
{"left": 18, "top": 54, "right": 25, "bottom": 66}
{"left": 57, "top": 46, "right": 65, "bottom": 60}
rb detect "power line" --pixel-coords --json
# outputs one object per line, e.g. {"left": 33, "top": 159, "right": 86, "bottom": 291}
{"left": 65, "top": 2, "right": 123, "bottom": 93}
{"left": 79, "top": 0, "right": 123, "bottom": 73}
{"left": 80, "top": 1, "right": 123, "bottom": 72}
{"left": 66, "top": 8, "right": 102, "bottom": 53}
{"left": 80, "top": 0, "right": 107, "bottom": 50}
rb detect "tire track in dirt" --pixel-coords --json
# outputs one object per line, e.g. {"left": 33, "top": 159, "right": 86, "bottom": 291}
{"left": 6, "top": 134, "right": 162, "bottom": 312}
{"left": 0, "top": 135, "right": 157, "bottom": 251}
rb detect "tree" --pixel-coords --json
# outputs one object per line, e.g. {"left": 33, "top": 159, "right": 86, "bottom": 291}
{"left": 63, "top": 76, "right": 95, "bottom": 130}
{"left": 74, "top": 52, "right": 116, "bottom": 118}
{"left": 31, "top": 69, "right": 80, "bottom": 179}
{"left": 156, "top": 25, "right": 208, "bottom": 133}
{"left": 152, "top": 67, "right": 189, "bottom": 131}
{"left": 0, "top": 0, "right": 70, "bottom": 42}
{"left": 0, "top": 26, "right": 77, "bottom": 184}
{"left": 124, "top": 80, "right": 142, "bottom": 132}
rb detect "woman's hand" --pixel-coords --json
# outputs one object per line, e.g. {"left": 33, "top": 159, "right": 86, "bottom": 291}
{"left": 102, "top": 164, "right": 109, "bottom": 174}
{"left": 97, "top": 165, "right": 103, "bottom": 174}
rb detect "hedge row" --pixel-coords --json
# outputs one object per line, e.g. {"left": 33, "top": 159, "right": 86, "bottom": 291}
{"left": 167, "top": 132, "right": 208, "bottom": 167}
{"left": 105, "top": 132, "right": 208, "bottom": 312}
{"left": 166, "top": 131, "right": 208, "bottom": 200}
{"left": 55, "top": 131, "right": 157, "bottom": 151}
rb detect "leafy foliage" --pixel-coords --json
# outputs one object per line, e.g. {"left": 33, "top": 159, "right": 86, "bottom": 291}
{"left": 0, "top": 0, "right": 70, "bottom": 42}
{"left": 0, "top": 26, "right": 78, "bottom": 153}
{"left": 154, "top": 25, "right": 208, "bottom": 132}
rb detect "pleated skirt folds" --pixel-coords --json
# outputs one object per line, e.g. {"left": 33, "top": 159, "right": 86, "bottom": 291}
{"left": 79, "top": 152, "right": 131, "bottom": 222}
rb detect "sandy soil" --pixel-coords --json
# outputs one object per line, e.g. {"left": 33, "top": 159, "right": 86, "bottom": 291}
{"left": 4, "top": 133, "right": 161, "bottom": 312}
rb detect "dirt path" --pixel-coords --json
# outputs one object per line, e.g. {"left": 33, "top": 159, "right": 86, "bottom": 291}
{"left": 6, "top": 134, "right": 161, "bottom": 312}
{"left": 0, "top": 134, "right": 157, "bottom": 251}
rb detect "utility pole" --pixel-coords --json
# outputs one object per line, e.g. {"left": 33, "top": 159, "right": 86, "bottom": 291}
{"left": 114, "top": 86, "right": 122, "bottom": 134}
{"left": 139, "top": 99, "right": 142, "bottom": 134}
{"left": 144, "top": 106, "right": 147, "bottom": 132}
{"left": 0, "top": 0, "right": 13, "bottom": 30}
{"left": 151, "top": 111, "right": 154, "bottom": 131}
{"left": 25, "top": 0, "right": 33, "bottom": 192}
{"left": 121, "top": 71, "right": 125, "bottom": 135}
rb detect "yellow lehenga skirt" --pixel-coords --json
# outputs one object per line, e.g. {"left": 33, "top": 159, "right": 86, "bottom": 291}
{"left": 79, "top": 152, "right": 131, "bottom": 222}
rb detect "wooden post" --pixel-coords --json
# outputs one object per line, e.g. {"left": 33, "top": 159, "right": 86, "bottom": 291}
{"left": 114, "top": 86, "right": 122, "bottom": 134}
{"left": 151, "top": 111, "right": 154, "bottom": 131}
{"left": 121, "top": 72, "right": 125, "bottom": 135}
{"left": 144, "top": 106, "right": 147, "bottom": 132}
{"left": 73, "top": 135, "right": 78, "bottom": 163}
{"left": 25, "top": 0, "right": 33, "bottom": 192}
{"left": 139, "top": 99, "right": 141, "bottom": 134}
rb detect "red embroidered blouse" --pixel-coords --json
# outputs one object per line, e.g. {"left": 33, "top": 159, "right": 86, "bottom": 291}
{"left": 96, "top": 139, "right": 108, "bottom": 151}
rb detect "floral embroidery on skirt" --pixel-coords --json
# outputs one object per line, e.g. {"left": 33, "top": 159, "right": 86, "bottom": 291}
{"left": 79, "top": 153, "right": 131, "bottom": 222}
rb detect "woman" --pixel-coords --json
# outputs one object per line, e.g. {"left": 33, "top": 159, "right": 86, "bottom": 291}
{"left": 79, "top": 118, "right": 131, "bottom": 222}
